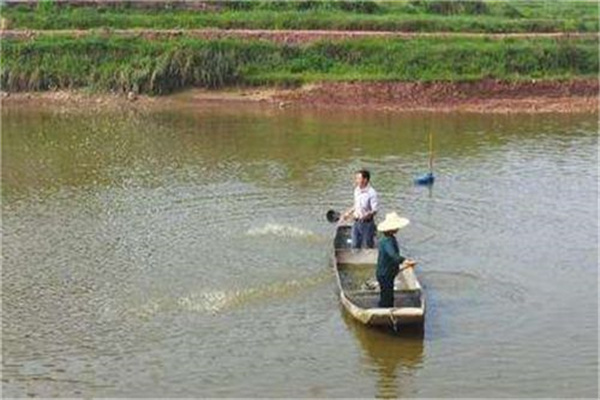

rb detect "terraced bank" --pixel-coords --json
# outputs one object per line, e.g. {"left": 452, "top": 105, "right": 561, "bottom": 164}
{"left": 1, "top": 0, "right": 598, "bottom": 112}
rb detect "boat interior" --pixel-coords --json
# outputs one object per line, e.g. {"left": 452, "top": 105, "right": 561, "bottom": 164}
{"left": 337, "top": 262, "right": 422, "bottom": 309}
{"left": 334, "top": 225, "right": 422, "bottom": 309}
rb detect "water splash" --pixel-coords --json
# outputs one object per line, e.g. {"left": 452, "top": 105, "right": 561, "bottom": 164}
{"left": 246, "top": 223, "right": 318, "bottom": 240}
{"left": 177, "top": 290, "right": 232, "bottom": 314}
{"left": 126, "top": 270, "right": 333, "bottom": 320}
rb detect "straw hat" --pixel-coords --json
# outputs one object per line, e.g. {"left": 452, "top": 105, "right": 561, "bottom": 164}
{"left": 377, "top": 212, "right": 410, "bottom": 232}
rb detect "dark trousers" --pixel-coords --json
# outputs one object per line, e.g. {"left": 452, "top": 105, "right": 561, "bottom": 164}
{"left": 351, "top": 220, "right": 375, "bottom": 249}
{"left": 377, "top": 275, "right": 395, "bottom": 307}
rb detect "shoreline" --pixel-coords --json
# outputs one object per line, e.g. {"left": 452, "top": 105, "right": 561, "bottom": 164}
{"left": 2, "top": 79, "right": 598, "bottom": 114}
{"left": 2, "top": 29, "right": 598, "bottom": 44}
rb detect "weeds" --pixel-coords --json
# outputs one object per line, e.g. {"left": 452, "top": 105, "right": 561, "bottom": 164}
{"left": 1, "top": 36, "right": 597, "bottom": 94}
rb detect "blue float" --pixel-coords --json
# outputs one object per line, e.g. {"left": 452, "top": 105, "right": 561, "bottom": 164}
{"left": 414, "top": 172, "right": 435, "bottom": 186}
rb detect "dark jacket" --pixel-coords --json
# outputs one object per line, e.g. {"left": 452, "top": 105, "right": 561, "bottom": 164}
{"left": 376, "top": 235, "right": 405, "bottom": 280}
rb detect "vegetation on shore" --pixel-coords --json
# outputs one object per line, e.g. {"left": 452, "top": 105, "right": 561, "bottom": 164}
{"left": 1, "top": 35, "right": 597, "bottom": 95}
{"left": 1, "top": 0, "right": 598, "bottom": 33}
{"left": 1, "top": 1, "right": 597, "bottom": 96}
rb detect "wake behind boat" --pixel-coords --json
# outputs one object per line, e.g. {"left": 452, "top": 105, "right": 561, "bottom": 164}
{"left": 332, "top": 223, "right": 425, "bottom": 329}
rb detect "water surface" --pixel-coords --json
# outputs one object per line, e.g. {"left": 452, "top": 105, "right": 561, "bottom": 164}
{"left": 2, "top": 104, "right": 597, "bottom": 397}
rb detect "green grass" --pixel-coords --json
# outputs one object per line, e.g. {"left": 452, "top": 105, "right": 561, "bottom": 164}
{"left": 1, "top": 0, "right": 598, "bottom": 33}
{"left": 1, "top": 35, "right": 597, "bottom": 94}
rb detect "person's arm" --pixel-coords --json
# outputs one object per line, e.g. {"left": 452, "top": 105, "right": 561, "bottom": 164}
{"left": 361, "top": 210, "right": 376, "bottom": 221}
{"left": 400, "top": 259, "right": 417, "bottom": 271}
{"left": 341, "top": 206, "right": 354, "bottom": 221}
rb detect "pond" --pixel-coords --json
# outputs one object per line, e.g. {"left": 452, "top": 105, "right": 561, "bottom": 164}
{"left": 2, "top": 104, "right": 597, "bottom": 397}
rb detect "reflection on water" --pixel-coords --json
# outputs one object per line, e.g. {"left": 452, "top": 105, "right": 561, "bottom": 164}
{"left": 2, "top": 104, "right": 597, "bottom": 397}
{"left": 342, "top": 311, "right": 424, "bottom": 399}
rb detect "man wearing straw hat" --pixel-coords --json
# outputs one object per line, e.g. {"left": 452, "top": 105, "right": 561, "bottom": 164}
{"left": 341, "top": 169, "right": 378, "bottom": 249}
{"left": 376, "top": 212, "right": 415, "bottom": 307}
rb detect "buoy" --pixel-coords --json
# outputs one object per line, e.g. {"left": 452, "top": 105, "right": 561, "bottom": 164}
{"left": 414, "top": 172, "right": 435, "bottom": 185}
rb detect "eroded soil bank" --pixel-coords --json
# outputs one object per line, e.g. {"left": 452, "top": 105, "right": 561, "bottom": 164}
{"left": 2, "top": 79, "right": 598, "bottom": 114}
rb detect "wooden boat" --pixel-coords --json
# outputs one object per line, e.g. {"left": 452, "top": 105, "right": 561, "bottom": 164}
{"left": 332, "top": 223, "right": 425, "bottom": 329}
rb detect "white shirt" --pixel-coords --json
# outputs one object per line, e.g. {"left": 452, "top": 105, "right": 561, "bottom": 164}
{"left": 353, "top": 185, "right": 378, "bottom": 219}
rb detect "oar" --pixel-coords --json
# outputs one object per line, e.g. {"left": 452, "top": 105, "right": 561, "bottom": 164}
{"left": 326, "top": 209, "right": 341, "bottom": 223}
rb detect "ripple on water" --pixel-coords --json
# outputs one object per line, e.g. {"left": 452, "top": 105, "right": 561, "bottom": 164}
{"left": 3, "top": 109, "right": 597, "bottom": 398}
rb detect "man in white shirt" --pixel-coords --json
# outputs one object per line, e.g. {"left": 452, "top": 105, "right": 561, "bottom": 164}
{"left": 342, "top": 169, "right": 379, "bottom": 249}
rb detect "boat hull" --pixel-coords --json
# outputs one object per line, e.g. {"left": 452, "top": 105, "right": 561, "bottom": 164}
{"left": 332, "top": 223, "right": 425, "bottom": 329}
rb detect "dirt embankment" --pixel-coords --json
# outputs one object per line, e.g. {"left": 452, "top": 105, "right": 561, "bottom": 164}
{"left": 1, "top": 29, "right": 597, "bottom": 44}
{"left": 3, "top": 79, "right": 598, "bottom": 114}
{"left": 270, "top": 79, "right": 599, "bottom": 113}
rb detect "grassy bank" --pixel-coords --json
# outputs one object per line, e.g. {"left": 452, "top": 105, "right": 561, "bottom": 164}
{"left": 2, "top": 0, "right": 598, "bottom": 33}
{"left": 1, "top": 35, "right": 597, "bottom": 94}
